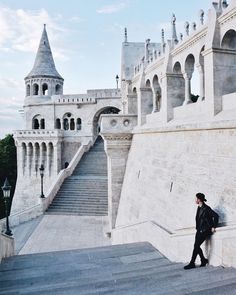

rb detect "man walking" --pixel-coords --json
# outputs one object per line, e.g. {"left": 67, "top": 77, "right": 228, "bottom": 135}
{"left": 184, "top": 193, "right": 219, "bottom": 270}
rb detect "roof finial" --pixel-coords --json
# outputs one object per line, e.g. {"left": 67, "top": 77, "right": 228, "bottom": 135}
{"left": 124, "top": 27, "right": 128, "bottom": 43}
{"left": 199, "top": 9, "right": 204, "bottom": 25}
{"left": 161, "top": 29, "right": 166, "bottom": 53}
{"left": 171, "top": 14, "right": 178, "bottom": 45}
{"left": 185, "top": 21, "right": 190, "bottom": 36}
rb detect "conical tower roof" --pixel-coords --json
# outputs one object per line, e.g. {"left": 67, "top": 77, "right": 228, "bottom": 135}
{"left": 25, "top": 25, "right": 63, "bottom": 80}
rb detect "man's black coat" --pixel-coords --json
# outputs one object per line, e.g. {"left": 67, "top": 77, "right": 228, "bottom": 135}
{"left": 196, "top": 203, "right": 219, "bottom": 233}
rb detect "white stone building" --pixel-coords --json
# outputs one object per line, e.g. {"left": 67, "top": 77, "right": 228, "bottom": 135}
{"left": 11, "top": 0, "right": 236, "bottom": 268}
{"left": 12, "top": 25, "right": 121, "bottom": 220}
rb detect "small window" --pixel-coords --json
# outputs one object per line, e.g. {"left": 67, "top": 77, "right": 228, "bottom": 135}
{"left": 70, "top": 118, "right": 75, "bottom": 130}
{"left": 40, "top": 119, "right": 45, "bottom": 129}
{"left": 33, "top": 83, "right": 39, "bottom": 95}
{"left": 63, "top": 118, "right": 69, "bottom": 130}
{"left": 42, "top": 83, "right": 48, "bottom": 95}
{"left": 77, "top": 118, "right": 82, "bottom": 130}
{"left": 55, "top": 118, "right": 61, "bottom": 129}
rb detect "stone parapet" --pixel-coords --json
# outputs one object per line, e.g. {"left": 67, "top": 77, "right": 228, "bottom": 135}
{"left": 0, "top": 233, "right": 15, "bottom": 263}
{"left": 14, "top": 129, "right": 63, "bottom": 139}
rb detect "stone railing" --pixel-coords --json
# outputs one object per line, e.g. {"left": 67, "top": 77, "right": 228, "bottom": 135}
{"left": 53, "top": 95, "right": 96, "bottom": 104}
{"left": 0, "top": 233, "right": 14, "bottom": 263}
{"left": 14, "top": 130, "right": 63, "bottom": 138}
{"left": 41, "top": 139, "right": 92, "bottom": 211}
{"left": 87, "top": 88, "right": 121, "bottom": 98}
{"left": 100, "top": 114, "right": 137, "bottom": 135}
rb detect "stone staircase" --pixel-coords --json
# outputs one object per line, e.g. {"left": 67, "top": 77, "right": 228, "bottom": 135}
{"left": 1, "top": 242, "right": 236, "bottom": 294}
{"left": 46, "top": 137, "right": 108, "bottom": 216}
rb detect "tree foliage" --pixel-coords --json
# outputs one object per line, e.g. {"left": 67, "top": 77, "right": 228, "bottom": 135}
{"left": 0, "top": 134, "right": 17, "bottom": 220}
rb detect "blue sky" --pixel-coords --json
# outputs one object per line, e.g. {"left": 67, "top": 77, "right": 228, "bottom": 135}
{"left": 0, "top": 0, "right": 211, "bottom": 138}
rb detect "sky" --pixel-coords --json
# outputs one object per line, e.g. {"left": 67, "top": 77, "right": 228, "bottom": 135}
{"left": 0, "top": 0, "right": 212, "bottom": 138}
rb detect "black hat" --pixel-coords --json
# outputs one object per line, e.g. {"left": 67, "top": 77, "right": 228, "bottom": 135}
{"left": 196, "top": 193, "right": 207, "bottom": 202}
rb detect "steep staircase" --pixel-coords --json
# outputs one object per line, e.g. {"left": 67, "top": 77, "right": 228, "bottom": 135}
{"left": 1, "top": 242, "right": 236, "bottom": 294}
{"left": 46, "top": 137, "right": 108, "bottom": 216}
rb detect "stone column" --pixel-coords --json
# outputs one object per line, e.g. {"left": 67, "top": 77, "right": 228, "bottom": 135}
{"left": 197, "top": 64, "right": 205, "bottom": 101}
{"left": 137, "top": 88, "right": 153, "bottom": 126}
{"left": 53, "top": 141, "right": 62, "bottom": 174}
{"left": 183, "top": 73, "right": 192, "bottom": 105}
{"left": 103, "top": 135, "right": 133, "bottom": 232}
{"left": 39, "top": 80, "right": 43, "bottom": 96}
{"left": 152, "top": 88, "right": 158, "bottom": 113}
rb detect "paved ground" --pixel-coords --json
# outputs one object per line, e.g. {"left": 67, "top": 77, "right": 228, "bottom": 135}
{"left": 12, "top": 215, "right": 111, "bottom": 255}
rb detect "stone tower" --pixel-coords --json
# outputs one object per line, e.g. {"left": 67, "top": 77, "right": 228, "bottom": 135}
{"left": 24, "top": 25, "right": 64, "bottom": 100}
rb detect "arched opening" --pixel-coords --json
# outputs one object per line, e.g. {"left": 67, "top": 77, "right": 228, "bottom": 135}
{"left": 145, "top": 79, "right": 151, "bottom": 88}
{"left": 221, "top": 30, "right": 236, "bottom": 49}
{"left": 221, "top": 30, "right": 236, "bottom": 95}
{"left": 55, "top": 84, "right": 62, "bottom": 94}
{"left": 41, "top": 142, "right": 47, "bottom": 170}
{"left": 28, "top": 142, "right": 33, "bottom": 176}
{"left": 184, "top": 54, "right": 197, "bottom": 104}
{"left": 26, "top": 84, "right": 30, "bottom": 96}
{"left": 48, "top": 142, "right": 54, "bottom": 176}
{"left": 133, "top": 87, "right": 137, "bottom": 94}
{"left": 93, "top": 107, "right": 120, "bottom": 137}
{"left": 22, "top": 142, "right": 27, "bottom": 175}
{"left": 172, "top": 61, "right": 185, "bottom": 106}
{"left": 33, "top": 118, "right": 39, "bottom": 129}
{"left": 128, "top": 87, "right": 138, "bottom": 114}
{"left": 64, "top": 162, "right": 69, "bottom": 169}
{"left": 42, "top": 83, "right": 48, "bottom": 95}
{"left": 40, "top": 119, "right": 45, "bottom": 129}
{"left": 70, "top": 118, "right": 75, "bottom": 130}
{"left": 55, "top": 118, "right": 61, "bottom": 129}
{"left": 63, "top": 113, "right": 72, "bottom": 131}
{"left": 152, "top": 75, "right": 162, "bottom": 112}
{"left": 63, "top": 118, "right": 69, "bottom": 130}
{"left": 33, "top": 83, "right": 39, "bottom": 95}
{"left": 76, "top": 118, "right": 82, "bottom": 130}
{"left": 34, "top": 142, "right": 40, "bottom": 174}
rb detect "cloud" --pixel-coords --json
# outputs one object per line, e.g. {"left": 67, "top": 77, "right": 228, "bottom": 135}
{"left": 70, "top": 16, "right": 85, "bottom": 23}
{"left": 96, "top": 2, "right": 128, "bottom": 14}
{"left": 0, "top": 78, "right": 23, "bottom": 90}
{"left": 0, "top": 6, "right": 70, "bottom": 60}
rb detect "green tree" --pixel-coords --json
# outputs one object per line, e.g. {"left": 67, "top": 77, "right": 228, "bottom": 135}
{"left": 0, "top": 134, "right": 17, "bottom": 220}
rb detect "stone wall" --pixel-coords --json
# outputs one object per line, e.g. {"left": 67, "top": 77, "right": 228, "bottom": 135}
{"left": 114, "top": 122, "right": 236, "bottom": 267}
{"left": 0, "top": 233, "right": 14, "bottom": 263}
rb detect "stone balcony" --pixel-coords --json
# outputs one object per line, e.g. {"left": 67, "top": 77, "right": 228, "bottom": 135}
{"left": 100, "top": 114, "right": 137, "bottom": 138}
{"left": 14, "top": 129, "right": 63, "bottom": 140}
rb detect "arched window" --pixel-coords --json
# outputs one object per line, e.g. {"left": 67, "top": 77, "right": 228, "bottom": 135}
{"left": 33, "top": 118, "right": 39, "bottom": 129}
{"left": 42, "top": 83, "right": 48, "bottom": 95}
{"left": 40, "top": 119, "right": 45, "bottom": 129}
{"left": 33, "top": 83, "right": 39, "bottom": 95}
{"left": 55, "top": 118, "right": 61, "bottom": 129}
{"left": 63, "top": 118, "right": 69, "bottom": 130}
{"left": 77, "top": 118, "right": 82, "bottom": 130}
{"left": 55, "top": 84, "right": 61, "bottom": 94}
{"left": 26, "top": 84, "right": 30, "bottom": 96}
{"left": 152, "top": 75, "right": 162, "bottom": 112}
{"left": 70, "top": 118, "right": 75, "bottom": 130}
{"left": 221, "top": 30, "right": 236, "bottom": 49}
{"left": 145, "top": 79, "right": 151, "bottom": 88}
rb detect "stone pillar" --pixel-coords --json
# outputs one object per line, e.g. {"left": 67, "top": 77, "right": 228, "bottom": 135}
{"left": 160, "top": 74, "right": 176, "bottom": 123}
{"left": 152, "top": 88, "right": 158, "bottom": 113}
{"left": 137, "top": 88, "right": 153, "bottom": 126}
{"left": 197, "top": 64, "right": 205, "bottom": 101}
{"left": 103, "top": 135, "right": 132, "bottom": 231}
{"left": 53, "top": 141, "right": 62, "bottom": 174}
{"left": 39, "top": 80, "right": 43, "bottom": 96}
{"left": 183, "top": 73, "right": 192, "bottom": 105}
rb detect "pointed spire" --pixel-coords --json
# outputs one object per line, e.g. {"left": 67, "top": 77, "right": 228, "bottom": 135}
{"left": 124, "top": 27, "right": 128, "bottom": 42}
{"left": 171, "top": 14, "right": 178, "bottom": 45}
{"left": 25, "top": 25, "right": 63, "bottom": 80}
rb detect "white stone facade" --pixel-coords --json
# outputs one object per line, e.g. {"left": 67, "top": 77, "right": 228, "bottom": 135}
{"left": 100, "top": 0, "right": 236, "bottom": 267}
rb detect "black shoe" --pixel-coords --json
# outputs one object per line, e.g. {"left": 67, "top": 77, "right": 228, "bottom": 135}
{"left": 184, "top": 262, "right": 196, "bottom": 270}
{"left": 200, "top": 259, "right": 209, "bottom": 267}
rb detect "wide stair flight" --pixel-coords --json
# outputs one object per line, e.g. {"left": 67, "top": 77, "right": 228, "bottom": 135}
{"left": 1, "top": 242, "right": 236, "bottom": 294}
{"left": 46, "top": 136, "right": 108, "bottom": 216}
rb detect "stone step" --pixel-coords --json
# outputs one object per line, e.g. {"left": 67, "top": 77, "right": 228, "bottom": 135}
{"left": 1, "top": 242, "right": 236, "bottom": 294}
{"left": 48, "top": 136, "right": 108, "bottom": 216}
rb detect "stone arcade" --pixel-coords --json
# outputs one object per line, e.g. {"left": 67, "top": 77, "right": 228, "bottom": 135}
{"left": 11, "top": 0, "right": 236, "bottom": 268}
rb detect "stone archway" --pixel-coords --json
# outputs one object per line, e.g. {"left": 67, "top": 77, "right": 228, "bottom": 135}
{"left": 93, "top": 106, "right": 120, "bottom": 138}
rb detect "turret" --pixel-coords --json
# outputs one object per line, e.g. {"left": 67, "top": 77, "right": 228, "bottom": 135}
{"left": 24, "top": 24, "right": 64, "bottom": 98}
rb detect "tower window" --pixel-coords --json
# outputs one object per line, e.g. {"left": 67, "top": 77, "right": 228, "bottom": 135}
{"left": 33, "top": 83, "right": 39, "bottom": 95}
{"left": 55, "top": 84, "right": 61, "bottom": 94}
{"left": 26, "top": 84, "right": 30, "bottom": 96}
{"left": 42, "top": 83, "right": 48, "bottom": 95}
{"left": 33, "top": 118, "right": 39, "bottom": 129}
{"left": 55, "top": 118, "right": 61, "bottom": 129}
{"left": 70, "top": 118, "right": 75, "bottom": 130}
{"left": 40, "top": 119, "right": 45, "bottom": 129}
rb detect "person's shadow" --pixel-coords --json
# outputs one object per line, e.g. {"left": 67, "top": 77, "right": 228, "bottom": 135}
{"left": 204, "top": 196, "right": 227, "bottom": 261}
